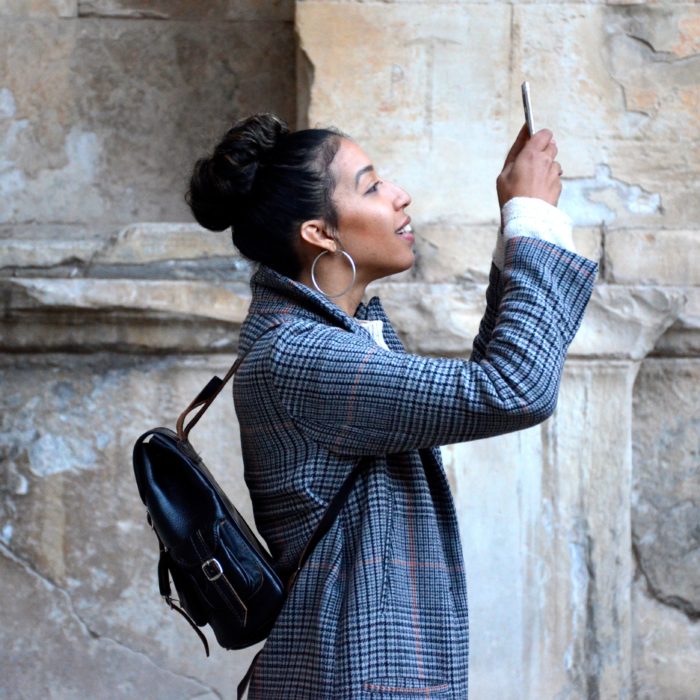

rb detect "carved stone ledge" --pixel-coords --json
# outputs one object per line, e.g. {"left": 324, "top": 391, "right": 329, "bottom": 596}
{"left": 3, "top": 275, "right": 693, "bottom": 359}
{"left": 0, "top": 278, "right": 250, "bottom": 353}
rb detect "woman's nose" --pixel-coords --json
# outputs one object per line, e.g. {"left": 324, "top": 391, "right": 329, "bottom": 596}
{"left": 392, "top": 182, "right": 412, "bottom": 209}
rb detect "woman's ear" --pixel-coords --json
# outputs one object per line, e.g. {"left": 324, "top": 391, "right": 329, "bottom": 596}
{"left": 299, "top": 219, "right": 337, "bottom": 253}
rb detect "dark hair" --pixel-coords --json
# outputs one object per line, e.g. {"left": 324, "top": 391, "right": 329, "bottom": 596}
{"left": 186, "top": 113, "right": 344, "bottom": 279}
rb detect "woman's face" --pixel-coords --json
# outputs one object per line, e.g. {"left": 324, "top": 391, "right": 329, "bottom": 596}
{"left": 329, "top": 138, "right": 414, "bottom": 282}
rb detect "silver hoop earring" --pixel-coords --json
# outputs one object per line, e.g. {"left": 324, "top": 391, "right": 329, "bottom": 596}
{"left": 310, "top": 250, "right": 356, "bottom": 298}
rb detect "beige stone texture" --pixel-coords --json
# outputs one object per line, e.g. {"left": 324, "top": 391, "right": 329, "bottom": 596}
{"left": 655, "top": 287, "right": 700, "bottom": 357}
{"left": 605, "top": 228, "right": 700, "bottom": 286}
{"left": 94, "top": 222, "right": 236, "bottom": 266}
{"left": 0, "top": 1, "right": 698, "bottom": 697}
{"left": 411, "top": 224, "right": 601, "bottom": 284}
{"left": 0, "top": 222, "right": 247, "bottom": 282}
{"left": 0, "top": 277, "right": 251, "bottom": 352}
{"left": 78, "top": 0, "right": 293, "bottom": 21}
{"left": 1, "top": 543, "right": 216, "bottom": 698}
{"left": 0, "top": 17, "right": 295, "bottom": 226}
{"left": 0, "top": 225, "right": 107, "bottom": 271}
{"left": 297, "top": 2, "right": 513, "bottom": 226}
{"left": 512, "top": 4, "right": 700, "bottom": 229}
{"left": 298, "top": 2, "right": 700, "bottom": 697}
{"left": 632, "top": 579, "right": 700, "bottom": 700}
{"left": 370, "top": 280, "right": 688, "bottom": 360}
{"left": 443, "top": 361, "right": 637, "bottom": 699}
{"left": 571, "top": 284, "right": 686, "bottom": 359}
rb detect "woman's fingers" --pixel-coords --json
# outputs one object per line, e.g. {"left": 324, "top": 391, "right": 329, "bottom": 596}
{"left": 526, "top": 128, "right": 554, "bottom": 152}
{"left": 497, "top": 126, "right": 563, "bottom": 208}
{"left": 544, "top": 140, "right": 558, "bottom": 161}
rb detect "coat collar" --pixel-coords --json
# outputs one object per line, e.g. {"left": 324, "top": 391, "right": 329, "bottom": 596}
{"left": 239, "top": 264, "right": 405, "bottom": 353}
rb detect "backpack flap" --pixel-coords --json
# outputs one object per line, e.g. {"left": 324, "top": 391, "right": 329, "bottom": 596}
{"left": 133, "top": 426, "right": 285, "bottom": 650}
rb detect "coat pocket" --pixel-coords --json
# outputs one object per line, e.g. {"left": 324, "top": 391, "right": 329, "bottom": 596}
{"left": 360, "top": 677, "right": 451, "bottom": 698}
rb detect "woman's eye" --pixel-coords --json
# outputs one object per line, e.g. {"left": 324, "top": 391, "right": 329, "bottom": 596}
{"left": 366, "top": 180, "right": 382, "bottom": 194}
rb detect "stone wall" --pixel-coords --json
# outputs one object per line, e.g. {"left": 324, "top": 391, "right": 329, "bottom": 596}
{"left": 1, "top": 1, "right": 698, "bottom": 698}
{"left": 0, "top": 1, "right": 293, "bottom": 697}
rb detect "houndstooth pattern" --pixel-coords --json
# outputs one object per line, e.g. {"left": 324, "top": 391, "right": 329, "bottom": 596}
{"left": 233, "top": 236, "right": 598, "bottom": 698}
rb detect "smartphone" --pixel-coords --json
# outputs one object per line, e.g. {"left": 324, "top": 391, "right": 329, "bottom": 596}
{"left": 521, "top": 81, "right": 535, "bottom": 137}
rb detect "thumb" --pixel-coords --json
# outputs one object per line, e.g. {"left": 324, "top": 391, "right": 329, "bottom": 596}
{"left": 503, "top": 123, "right": 530, "bottom": 167}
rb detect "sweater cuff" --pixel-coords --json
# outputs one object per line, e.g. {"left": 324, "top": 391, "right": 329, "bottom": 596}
{"left": 493, "top": 197, "right": 575, "bottom": 270}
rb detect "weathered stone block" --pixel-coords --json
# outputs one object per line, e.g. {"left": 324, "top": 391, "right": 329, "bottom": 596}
{"left": 654, "top": 287, "right": 700, "bottom": 357}
{"left": 412, "top": 225, "right": 496, "bottom": 285}
{"left": 0, "top": 225, "right": 108, "bottom": 271}
{"left": 0, "top": 18, "right": 295, "bottom": 226}
{"left": 0, "top": 356, "right": 262, "bottom": 696}
{"left": 571, "top": 284, "right": 685, "bottom": 359}
{"left": 0, "top": 277, "right": 251, "bottom": 351}
{"left": 443, "top": 361, "right": 637, "bottom": 699}
{"left": 297, "top": 2, "right": 513, "bottom": 226}
{"left": 0, "top": 0, "right": 76, "bottom": 16}
{"left": 0, "top": 543, "right": 217, "bottom": 698}
{"left": 78, "top": 0, "right": 293, "bottom": 21}
{"left": 368, "top": 280, "right": 486, "bottom": 356}
{"left": 512, "top": 4, "right": 700, "bottom": 229}
{"left": 95, "top": 222, "right": 235, "bottom": 265}
{"left": 0, "top": 222, "right": 251, "bottom": 283}
{"left": 605, "top": 228, "right": 700, "bottom": 286}
{"left": 370, "top": 281, "right": 686, "bottom": 360}
{"left": 632, "top": 358, "right": 700, "bottom": 614}
{"left": 411, "top": 224, "right": 602, "bottom": 284}
{"left": 632, "top": 579, "right": 700, "bottom": 700}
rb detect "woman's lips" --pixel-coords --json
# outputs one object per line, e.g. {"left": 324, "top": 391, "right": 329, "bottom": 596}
{"left": 396, "top": 223, "right": 414, "bottom": 241}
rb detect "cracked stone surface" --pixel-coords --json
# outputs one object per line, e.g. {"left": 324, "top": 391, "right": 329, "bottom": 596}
{"left": 0, "top": 543, "right": 216, "bottom": 699}
{"left": 296, "top": 3, "right": 700, "bottom": 697}
{"left": 0, "top": 355, "right": 262, "bottom": 697}
{"left": 509, "top": 4, "right": 700, "bottom": 229}
{"left": 632, "top": 577, "right": 700, "bottom": 700}
{"left": 632, "top": 358, "right": 700, "bottom": 615}
{"left": 77, "top": 0, "right": 293, "bottom": 21}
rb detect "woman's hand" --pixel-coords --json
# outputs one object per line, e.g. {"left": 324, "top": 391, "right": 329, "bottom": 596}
{"left": 497, "top": 124, "right": 562, "bottom": 209}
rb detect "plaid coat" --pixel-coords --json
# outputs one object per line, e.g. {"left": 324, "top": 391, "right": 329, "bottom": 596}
{"left": 233, "top": 237, "right": 598, "bottom": 698}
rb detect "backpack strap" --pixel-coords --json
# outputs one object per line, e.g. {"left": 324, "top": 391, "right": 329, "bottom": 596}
{"left": 167, "top": 318, "right": 374, "bottom": 696}
{"left": 148, "top": 516, "right": 211, "bottom": 656}
{"left": 176, "top": 320, "right": 285, "bottom": 441}
{"left": 286, "top": 456, "right": 372, "bottom": 593}
{"left": 237, "top": 456, "right": 373, "bottom": 699}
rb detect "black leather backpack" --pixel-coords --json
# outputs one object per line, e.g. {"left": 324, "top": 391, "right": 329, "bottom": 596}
{"left": 132, "top": 325, "right": 369, "bottom": 697}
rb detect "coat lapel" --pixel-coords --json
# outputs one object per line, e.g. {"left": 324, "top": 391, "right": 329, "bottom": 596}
{"left": 241, "top": 265, "right": 408, "bottom": 355}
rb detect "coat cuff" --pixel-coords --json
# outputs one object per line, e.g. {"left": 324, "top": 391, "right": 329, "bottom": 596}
{"left": 493, "top": 197, "right": 575, "bottom": 271}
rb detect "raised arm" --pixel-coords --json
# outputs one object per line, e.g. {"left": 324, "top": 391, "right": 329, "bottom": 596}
{"left": 269, "top": 236, "right": 597, "bottom": 457}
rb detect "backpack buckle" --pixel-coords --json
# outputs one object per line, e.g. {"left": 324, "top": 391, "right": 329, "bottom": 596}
{"left": 202, "top": 558, "right": 223, "bottom": 581}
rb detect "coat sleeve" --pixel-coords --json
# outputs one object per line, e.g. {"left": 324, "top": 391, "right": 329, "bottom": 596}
{"left": 268, "top": 237, "right": 598, "bottom": 456}
{"left": 468, "top": 260, "right": 504, "bottom": 364}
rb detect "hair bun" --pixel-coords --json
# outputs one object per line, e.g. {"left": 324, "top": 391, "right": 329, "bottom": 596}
{"left": 186, "top": 113, "right": 289, "bottom": 231}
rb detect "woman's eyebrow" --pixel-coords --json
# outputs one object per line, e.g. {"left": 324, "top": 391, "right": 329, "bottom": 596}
{"left": 354, "top": 164, "right": 374, "bottom": 190}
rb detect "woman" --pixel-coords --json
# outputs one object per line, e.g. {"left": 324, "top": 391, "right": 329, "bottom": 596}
{"left": 187, "top": 113, "right": 597, "bottom": 698}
